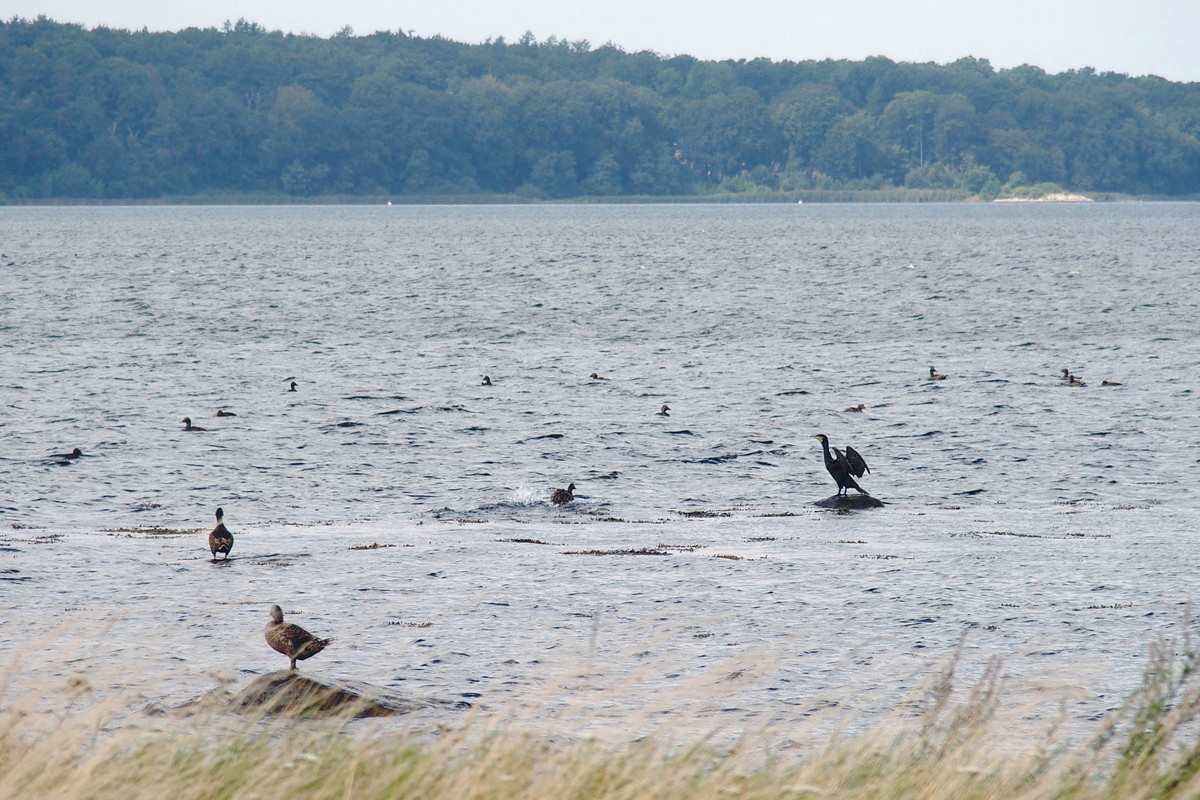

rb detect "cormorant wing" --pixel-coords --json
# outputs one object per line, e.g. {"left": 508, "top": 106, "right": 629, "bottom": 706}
{"left": 844, "top": 445, "right": 869, "bottom": 477}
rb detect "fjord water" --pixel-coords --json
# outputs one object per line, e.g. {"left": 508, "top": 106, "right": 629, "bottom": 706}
{"left": 2, "top": 203, "right": 1199, "bottom": 730}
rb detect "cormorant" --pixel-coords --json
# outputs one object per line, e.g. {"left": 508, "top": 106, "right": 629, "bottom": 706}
{"left": 182, "top": 417, "right": 207, "bottom": 432}
{"left": 551, "top": 483, "right": 576, "bottom": 505}
{"left": 928, "top": 366, "right": 947, "bottom": 380}
{"left": 814, "top": 434, "right": 870, "bottom": 495}
{"left": 264, "top": 605, "right": 332, "bottom": 670}
{"left": 208, "top": 507, "right": 233, "bottom": 560}
{"left": 844, "top": 403, "right": 866, "bottom": 413}
{"left": 657, "top": 404, "right": 671, "bottom": 416}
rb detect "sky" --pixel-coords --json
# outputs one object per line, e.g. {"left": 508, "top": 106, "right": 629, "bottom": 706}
{"left": 8, "top": 0, "right": 1200, "bottom": 82}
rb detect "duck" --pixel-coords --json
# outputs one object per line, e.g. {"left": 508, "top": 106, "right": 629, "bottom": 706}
{"left": 1101, "top": 380, "right": 1123, "bottom": 386}
{"left": 928, "top": 366, "right": 947, "bottom": 380}
{"left": 182, "top": 417, "right": 207, "bottom": 432}
{"left": 1061, "top": 368, "right": 1087, "bottom": 386}
{"left": 481, "top": 375, "right": 492, "bottom": 386}
{"left": 550, "top": 482, "right": 576, "bottom": 505}
{"left": 589, "top": 372, "right": 609, "bottom": 380}
{"left": 264, "top": 605, "right": 332, "bottom": 670}
{"left": 208, "top": 507, "right": 234, "bottom": 560}
{"left": 288, "top": 381, "right": 298, "bottom": 392}
{"left": 656, "top": 404, "right": 671, "bottom": 416}
{"left": 843, "top": 404, "right": 866, "bottom": 413}
{"left": 50, "top": 447, "right": 83, "bottom": 465}
{"left": 214, "top": 409, "right": 237, "bottom": 417}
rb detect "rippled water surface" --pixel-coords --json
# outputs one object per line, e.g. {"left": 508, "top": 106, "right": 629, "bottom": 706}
{"left": 2, "top": 203, "right": 1199, "bottom": 732}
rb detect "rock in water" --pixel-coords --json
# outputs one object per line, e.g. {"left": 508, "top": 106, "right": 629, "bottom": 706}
{"left": 813, "top": 494, "right": 885, "bottom": 510}
{"left": 224, "top": 672, "right": 465, "bottom": 718}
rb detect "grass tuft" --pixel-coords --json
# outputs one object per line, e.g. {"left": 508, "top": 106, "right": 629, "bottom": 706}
{"left": 8, "top": 620, "right": 1200, "bottom": 799}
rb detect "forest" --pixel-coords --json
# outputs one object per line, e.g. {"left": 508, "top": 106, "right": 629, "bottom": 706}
{"left": 3, "top": 16, "right": 1200, "bottom": 201}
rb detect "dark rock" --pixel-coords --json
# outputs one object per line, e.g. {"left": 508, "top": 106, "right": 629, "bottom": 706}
{"left": 218, "top": 671, "right": 468, "bottom": 718}
{"left": 813, "top": 494, "right": 885, "bottom": 510}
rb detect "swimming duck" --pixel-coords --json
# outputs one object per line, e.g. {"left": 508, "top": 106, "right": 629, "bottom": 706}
{"left": 551, "top": 482, "right": 576, "bottom": 505}
{"left": 288, "top": 381, "right": 298, "bottom": 392}
{"left": 657, "top": 404, "right": 671, "bottom": 416}
{"left": 50, "top": 447, "right": 83, "bottom": 465}
{"left": 482, "top": 375, "right": 492, "bottom": 386}
{"left": 264, "top": 604, "right": 332, "bottom": 670}
{"left": 814, "top": 434, "right": 870, "bottom": 496}
{"left": 214, "top": 409, "right": 237, "bottom": 417}
{"left": 844, "top": 404, "right": 866, "bottom": 413}
{"left": 182, "top": 417, "right": 207, "bottom": 432}
{"left": 928, "top": 367, "right": 947, "bottom": 380}
{"left": 208, "top": 507, "right": 233, "bottom": 560}
{"left": 1061, "top": 368, "right": 1087, "bottom": 385}
{"left": 1101, "top": 380, "right": 1123, "bottom": 386}
{"left": 589, "top": 372, "right": 609, "bottom": 380}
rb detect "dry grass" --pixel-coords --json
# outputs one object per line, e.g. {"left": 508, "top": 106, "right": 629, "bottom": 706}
{"left": 6, "top": 632, "right": 1200, "bottom": 800}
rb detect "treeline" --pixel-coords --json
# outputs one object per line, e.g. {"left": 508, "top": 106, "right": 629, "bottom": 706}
{"left": 4, "top": 16, "right": 1200, "bottom": 201}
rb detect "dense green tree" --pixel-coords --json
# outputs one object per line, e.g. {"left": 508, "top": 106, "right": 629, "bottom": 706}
{"left": 2, "top": 16, "right": 1200, "bottom": 199}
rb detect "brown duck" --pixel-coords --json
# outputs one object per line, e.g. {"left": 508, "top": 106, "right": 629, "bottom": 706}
{"left": 551, "top": 483, "right": 576, "bottom": 505}
{"left": 1062, "top": 368, "right": 1087, "bottom": 386}
{"left": 928, "top": 366, "right": 947, "bottom": 380}
{"left": 208, "top": 507, "right": 233, "bottom": 560}
{"left": 265, "top": 604, "right": 332, "bottom": 670}
{"left": 181, "top": 417, "right": 207, "bottom": 431}
{"left": 843, "top": 403, "right": 866, "bottom": 413}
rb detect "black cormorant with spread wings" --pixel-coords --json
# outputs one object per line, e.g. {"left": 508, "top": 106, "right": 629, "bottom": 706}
{"left": 814, "top": 434, "right": 870, "bottom": 495}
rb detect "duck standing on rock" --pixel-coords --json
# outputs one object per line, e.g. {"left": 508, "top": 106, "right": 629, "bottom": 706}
{"left": 814, "top": 434, "right": 870, "bottom": 496}
{"left": 265, "top": 604, "right": 332, "bottom": 670}
{"left": 208, "top": 507, "right": 234, "bottom": 560}
{"left": 551, "top": 483, "right": 576, "bottom": 505}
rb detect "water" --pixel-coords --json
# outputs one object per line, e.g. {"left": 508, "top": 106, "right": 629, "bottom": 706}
{"left": 2, "top": 203, "right": 1199, "bottom": 734}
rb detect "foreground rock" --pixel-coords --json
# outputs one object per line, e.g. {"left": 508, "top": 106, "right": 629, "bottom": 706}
{"left": 813, "top": 494, "right": 885, "bottom": 510}
{"left": 209, "top": 671, "right": 468, "bottom": 719}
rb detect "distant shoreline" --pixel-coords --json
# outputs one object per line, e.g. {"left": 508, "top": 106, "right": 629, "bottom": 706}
{"left": 1, "top": 190, "right": 1191, "bottom": 206}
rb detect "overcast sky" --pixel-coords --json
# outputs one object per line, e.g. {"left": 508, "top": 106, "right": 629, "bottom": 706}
{"left": 9, "top": 0, "right": 1200, "bottom": 82}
